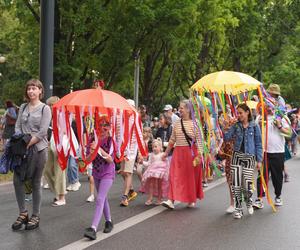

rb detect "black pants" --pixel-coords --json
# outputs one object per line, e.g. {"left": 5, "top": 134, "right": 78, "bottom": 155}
{"left": 256, "top": 152, "right": 284, "bottom": 198}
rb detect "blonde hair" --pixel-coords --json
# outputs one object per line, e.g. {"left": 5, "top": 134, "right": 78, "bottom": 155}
{"left": 46, "top": 96, "right": 60, "bottom": 106}
{"left": 152, "top": 138, "right": 163, "bottom": 152}
{"left": 24, "top": 79, "right": 44, "bottom": 100}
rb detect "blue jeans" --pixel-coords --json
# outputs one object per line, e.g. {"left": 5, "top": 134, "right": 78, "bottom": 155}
{"left": 67, "top": 156, "right": 79, "bottom": 184}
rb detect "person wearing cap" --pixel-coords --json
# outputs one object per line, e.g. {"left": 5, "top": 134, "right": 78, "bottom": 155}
{"left": 163, "top": 104, "right": 179, "bottom": 124}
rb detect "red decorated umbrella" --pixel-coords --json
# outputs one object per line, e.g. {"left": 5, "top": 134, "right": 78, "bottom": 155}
{"left": 52, "top": 89, "right": 147, "bottom": 170}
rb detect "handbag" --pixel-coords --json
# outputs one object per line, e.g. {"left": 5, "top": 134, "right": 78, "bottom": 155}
{"left": 0, "top": 147, "right": 11, "bottom": 174}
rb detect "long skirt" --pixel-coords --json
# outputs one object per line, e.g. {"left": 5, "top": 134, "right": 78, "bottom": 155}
{"left": 168, "top": 146, "right": 203, "bottom": 203}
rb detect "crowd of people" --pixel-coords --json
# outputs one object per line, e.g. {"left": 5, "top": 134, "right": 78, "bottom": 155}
{"left": 1, "top": 80, "right": 299, "bottom": 240}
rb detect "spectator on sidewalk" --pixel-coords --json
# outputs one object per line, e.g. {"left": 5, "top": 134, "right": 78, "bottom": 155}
{"left": 2, "top": 100, "right": 18, "bottom": 146}
{"left": 155, "top": 113, "right": 173, "bottom": 152}
{"left": 163, "top": 104, "right": 179, "bottom": 124}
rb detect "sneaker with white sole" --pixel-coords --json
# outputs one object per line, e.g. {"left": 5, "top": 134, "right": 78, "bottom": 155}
{"left": 86, "top": 195, "right": 95, "bottom": 202}
{"left": 233, "top": 210, "right": 243, "bottom": 219}
{"left": 66, "top": 184, "right": 74, "bottom": 191}
{"left": 161, "top": 200, "right": 175, "bottom": 209}
{"left": 52, "top": 199, "right": 66, "bottom": 207}
{"left": 253, "top": 199, "right": 264, "bottom": 209}
{"left": 226, "top": 205, "right": 235, "bottom": 214}
{"left": 67, "top": 182, "right": 81, "bottom": 191}
{"left": 275, "top": 197, "right": 283, "bottom": 206}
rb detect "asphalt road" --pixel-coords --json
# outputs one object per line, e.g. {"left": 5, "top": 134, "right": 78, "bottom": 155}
{"left": 0, "top": 155, "right": 300, "bottom": 250}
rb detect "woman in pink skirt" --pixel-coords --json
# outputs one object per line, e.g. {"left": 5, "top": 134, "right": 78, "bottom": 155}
{"left": 162, "top": 99, "right": 204, "bottom": 209}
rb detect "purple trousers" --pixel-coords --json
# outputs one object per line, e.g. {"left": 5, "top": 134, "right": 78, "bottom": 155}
{"left": 91, "top": 178, "right": 113, "bottom": 230}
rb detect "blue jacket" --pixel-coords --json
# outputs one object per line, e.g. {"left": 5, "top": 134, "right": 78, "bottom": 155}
{"left": 224, "top": 121, "right": 263, "bottom": 162}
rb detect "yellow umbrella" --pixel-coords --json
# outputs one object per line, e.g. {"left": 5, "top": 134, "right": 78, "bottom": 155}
{"left": 191, "top": 70, "right": 261, "bottom": 94}
{"left": 246, "top": 100, "right": 258, "bottom": 109}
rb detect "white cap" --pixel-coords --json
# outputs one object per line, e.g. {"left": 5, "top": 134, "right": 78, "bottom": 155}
{"left": 127, "top": 99, "right": 135, "bottom": 107}
{"left": 163, "top": 104, "right": 173, "bottom": 111}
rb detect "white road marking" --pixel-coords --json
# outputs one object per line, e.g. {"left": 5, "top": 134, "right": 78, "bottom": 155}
{"left": 58, "top": 177, "right": 227, "bottom": 250}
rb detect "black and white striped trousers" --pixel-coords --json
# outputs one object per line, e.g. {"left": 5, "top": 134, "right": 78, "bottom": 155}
{"left": 231, "top": 151, "right": 256, "bottom": 211}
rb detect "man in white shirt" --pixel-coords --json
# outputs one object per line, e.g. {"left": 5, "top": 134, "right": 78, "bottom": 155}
{"left": 163, "top": 104, "right": 179, "bottom": 124}
{"left": 253, "top": 107, "right": 291, "bottom": 208}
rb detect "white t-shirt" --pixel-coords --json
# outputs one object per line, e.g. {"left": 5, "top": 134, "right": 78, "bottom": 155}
{"left": 171, "top": 113, "right": 180, "bottom": 124}
{"left": 266, "top": 115, "right": 289, "bottom": 153}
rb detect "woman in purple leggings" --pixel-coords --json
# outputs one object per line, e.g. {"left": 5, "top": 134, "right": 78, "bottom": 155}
{"left": 84, "top": 119, "right": 115, "bottom": 240}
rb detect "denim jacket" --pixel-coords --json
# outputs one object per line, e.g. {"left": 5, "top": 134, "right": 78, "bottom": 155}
{"left": 224, "top": 121, "right": 263, "bottom": 162}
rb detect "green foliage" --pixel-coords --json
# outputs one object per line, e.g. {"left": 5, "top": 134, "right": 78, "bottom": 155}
{"left": 0, "top": 0, "right": 299, "bottom": 110}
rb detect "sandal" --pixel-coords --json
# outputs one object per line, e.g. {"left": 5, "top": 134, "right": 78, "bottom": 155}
{"left": 25, "top": 215, "right": 40, "bottom": 230}
{"left": 145, "top": 200, "right": 153, "bottom": 206}
{"left": 12, "top": 211, "right": 28, "bottom": 230}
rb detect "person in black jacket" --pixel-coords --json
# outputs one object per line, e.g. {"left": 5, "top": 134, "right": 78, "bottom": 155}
{"left": 155, "top": 113, "right": 173, "bottom": 152}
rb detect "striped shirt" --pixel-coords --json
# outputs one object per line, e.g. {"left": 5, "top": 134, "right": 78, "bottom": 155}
{"left": 169, "top": 119, "right": 203, "bottom": 153}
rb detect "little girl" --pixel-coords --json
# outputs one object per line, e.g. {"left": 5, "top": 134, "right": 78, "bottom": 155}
{"left": 84, "top": 119, "right": 115, "bottom": 240}
{"left": 140, "top": 138, "right": 169, "bottom": 205}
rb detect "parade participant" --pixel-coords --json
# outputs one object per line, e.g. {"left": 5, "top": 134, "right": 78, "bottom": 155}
{"left": 12, "top": 79, "right": 51, "bottom": 230}
{"left": 136, "top": 127, "right": 153, "bottom": 183}
{"left": 161, "top": 99, "right": 203, "bottom": 209}
{"left": 43, "top": 96, "right": 68, "bottom": 206}
{"left": 218, "top": 111, "right": 236, "bottom": 214}
{"left": 119, "top": 99, "right": 138, "bottom": 206}
{"left": 140, "top": 138, "right": 169, "bottom": 205}
{"left": 224, "top": 103, "right": 263, "bottom": 219}
{"left": 84, "top": 118, "right": 115, "bottom": 240}
{"left": 253, "top": 105, "right": 291, "bottom": 209}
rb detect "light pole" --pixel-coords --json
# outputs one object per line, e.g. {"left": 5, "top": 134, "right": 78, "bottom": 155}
{"left": 40, "top": 0, "right": 55, "bottom": 100}
{"left": 133, "top": 49, "right": 140, "bottom": 108}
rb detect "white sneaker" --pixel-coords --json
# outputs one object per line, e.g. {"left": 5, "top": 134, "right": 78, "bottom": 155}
{"left": 275, "top": 197, "right": 283, "bottom": 206}
{"left": 233, "top": 210, "right": 243, "bottom": 219}
{"left": 86, "top": 194, "right": 95, "bottom": 202}
{"left": 161, "top": 200, "right": 175, "bottom": 209}
{"left": 72, "top": 182, "right": 81, "bottom": 191}
{"left": 43, "top": 183, "right": 49, "bottom": 189}
{"left": 247, "top": 206, "right": 254, "bottom": 215}
{"left": 67, "top": 182, "right": 81, "bottom": 191}
{"left": 52, "top": 199, "right": 66, "bottom": 207}
{"left": 253, "top": 199, "right": 264, "bottom": 209}
{"left": 226, "top": 205, "right": 235, "bottom": 214}
{"left": 66, "top": 184, "right": 74, "bottom": 191}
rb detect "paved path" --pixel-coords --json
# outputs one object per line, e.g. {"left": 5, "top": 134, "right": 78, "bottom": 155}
{"left": 0, "top": 155, "right": 299, "bottom": 250}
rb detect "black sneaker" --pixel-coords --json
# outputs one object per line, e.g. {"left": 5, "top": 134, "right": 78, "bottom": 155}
{"left": 103, "top": 221, "right": 113, "bottom": 233}
{"left": 84, "top": 227, "right": 96, "bottom": 240}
